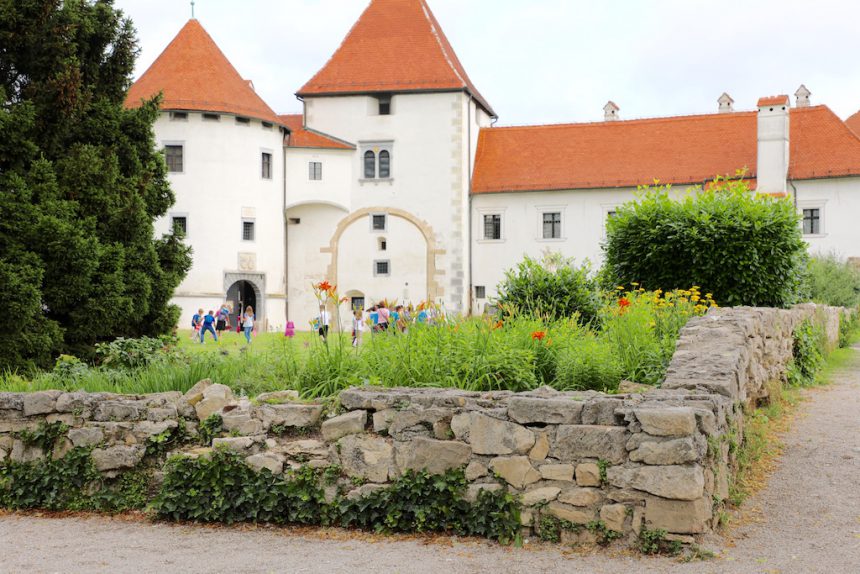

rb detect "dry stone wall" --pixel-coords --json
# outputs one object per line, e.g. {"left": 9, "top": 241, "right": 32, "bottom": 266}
{"left": 0, "top": 304, "right": 844, "bottom": 545}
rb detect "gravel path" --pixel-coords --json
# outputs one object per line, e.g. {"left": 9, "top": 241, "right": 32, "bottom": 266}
{"left": 2, "top": 346, "right": 859, "bottom": 574}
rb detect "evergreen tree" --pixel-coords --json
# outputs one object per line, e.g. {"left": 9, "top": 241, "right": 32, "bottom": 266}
{"left": 0, "top": 0, "right": 191, "bottom": 370}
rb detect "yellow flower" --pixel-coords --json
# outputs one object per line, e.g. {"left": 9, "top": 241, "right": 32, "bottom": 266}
{"left": 631, "top": 282, "right": 639, "bottom": 287}
{"left": 691, "top": 295, "right": 700, "bottom": 302}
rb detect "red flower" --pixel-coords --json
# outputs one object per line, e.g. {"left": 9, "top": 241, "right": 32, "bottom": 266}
{"left": 493, "top": 321, "right": 504, "bottom": 330}
{"left": 531, "top": 331, "right": 546, "bottom": 341}
{"left": 317, "top": 281, "right": 332, "bottom": 293}
{"left": 618, "top": 298, "right": 631, "bottom": 308}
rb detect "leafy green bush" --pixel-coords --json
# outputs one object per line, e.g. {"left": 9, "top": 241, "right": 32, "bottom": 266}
{"left": 94, "top": 336, "right": 181, "bottom": 369}
{"left": 638, "top": 527, "right": 682, "bottom": 555}
{"left": 786, "top": 319, "right": 826, "bottom": 387}
{"left": 839, "top": 310, "right": 860, "bottom": 348}
{"left": 0, "top": 448, "right": 99, "bottom": 510}
{"left": 495, "top": 253, "right": 600, "bottom": 324}
{"left": 806, "top": 253, "right": 860, "bottom": 308}
{"left": 152, "top": 449, "right": 520, "bottom": 543}
{"left": 604, "top": 177, "right": 807, "bottom": 308}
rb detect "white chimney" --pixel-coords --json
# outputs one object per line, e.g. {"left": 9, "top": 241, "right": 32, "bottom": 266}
{"left": 718, "top": 92, "right": 734, "bottom": 113}
{"left": 603, "top": 101, "right": 620, "bottom": 121}
{"left": 756, "top": 95, "right": 790, "bottom": 195}
{"left": 795, "top": 84, "right": 811, "bottom": 108}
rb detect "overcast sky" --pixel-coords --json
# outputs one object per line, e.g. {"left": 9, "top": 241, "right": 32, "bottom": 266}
{"left": 114, "top": 0, "right": 860, "bottom": 126}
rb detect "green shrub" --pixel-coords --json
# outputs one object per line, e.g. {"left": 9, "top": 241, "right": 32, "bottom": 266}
{"left": 0, "top": 448, "right": 99, "bottom": 510}
{"left": 786, "top": 319, "right": 826, "bottom": 387}
{"left": 839, "top": 309, "right": 860, "bottom": 348}
{"left": 604, "top": 177, "right": 807, "bottom": 308}
{"left": 806, "top": 253, "right": 860, "bottom": 308}
{"left": 495, "top": 253, "right": 600, "bottom": 324}
{"left": 94, "top": 336, "right": 181, "bottom": 370}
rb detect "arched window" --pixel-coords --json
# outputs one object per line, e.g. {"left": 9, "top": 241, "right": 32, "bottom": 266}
{"left": 364, "top": 150, "right": 376, "bottom": 179}
{"left": 379, "top": 150, "right": 390, "bottom": 178}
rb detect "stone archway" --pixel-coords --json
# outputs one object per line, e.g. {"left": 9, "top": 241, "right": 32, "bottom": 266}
{"left": 321, "top": 207, "right": 446, "bottom": 301}
{"left": 224, "top": 272, "right": 265, "bottom": 328}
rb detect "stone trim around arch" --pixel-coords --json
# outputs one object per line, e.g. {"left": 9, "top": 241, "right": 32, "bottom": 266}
{"left": 321, "top": 207, "right": 446, "bottom": 301}
{"left": 224, "top": 272, "right": 266, "bottom": 327}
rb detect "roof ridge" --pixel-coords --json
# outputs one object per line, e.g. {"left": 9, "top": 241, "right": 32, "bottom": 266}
{"left": 420, "top": 0, "right": 466, "bottom": 88}
{"left": 490, "top": 110, "right": 758, "bottom": 131}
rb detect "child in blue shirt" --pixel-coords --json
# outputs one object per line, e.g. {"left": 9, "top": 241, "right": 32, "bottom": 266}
{"left": 200, "top": 310, "right": 218, "bottom": 343}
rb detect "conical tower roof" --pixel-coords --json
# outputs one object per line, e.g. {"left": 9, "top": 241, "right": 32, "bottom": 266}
{"left": 297, "top": 0, "right": 495, "bottom": 117}
{"left": 126, "top": 19, "right": 282, "bottom": 125}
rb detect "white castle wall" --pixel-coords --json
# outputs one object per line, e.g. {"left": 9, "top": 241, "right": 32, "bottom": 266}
{"left": 153, "top": 111, "right": 287, "bottom": 330}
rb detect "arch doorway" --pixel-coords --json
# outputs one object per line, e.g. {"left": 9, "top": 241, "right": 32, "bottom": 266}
{"left": 227, "top": 280, "right": 257, "bottom": 330}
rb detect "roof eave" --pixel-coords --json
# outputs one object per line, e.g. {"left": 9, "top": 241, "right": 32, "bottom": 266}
{"left": 296, "top": 86, "right": 496, "bottom": 118}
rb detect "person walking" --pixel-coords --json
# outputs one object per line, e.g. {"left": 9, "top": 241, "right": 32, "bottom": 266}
{"left": 352, "top": 309, "right": 364, "bottom": 347}
{"left": 200, "top": 310, "right": 218, "bottom": 343}
{"left": 190, "top": 308, "right": 203, "bottom": 341}
{"left": 377, "top": 301, "right": 390, "bottom": 331}
{"left": 242, "top": 306, "right": 255, "bottom": 344}
{"left": 215, "top": 303, "right": 230, "bottom": 341}
{"left": 318, "top": 304, "right": 331, "bottom": 342}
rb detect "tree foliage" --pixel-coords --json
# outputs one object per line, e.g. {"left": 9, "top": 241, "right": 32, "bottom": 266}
{"left": 0, "top": 0, "right": 191, "bottom": 370}
{"left": 603, "top": 177, "right": 807, "bottom": 308}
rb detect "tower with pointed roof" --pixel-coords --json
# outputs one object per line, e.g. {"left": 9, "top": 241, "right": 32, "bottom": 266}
{"left": 127, "top": 18, "right": 290, "bottom": 330}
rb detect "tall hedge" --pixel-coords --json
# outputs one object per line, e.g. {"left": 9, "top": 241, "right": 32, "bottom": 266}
{"left": 603, "top": 178, "right": 807, "bottom": 307}
{"left": 0, "top": 1, "right": 191, "bottom": 370}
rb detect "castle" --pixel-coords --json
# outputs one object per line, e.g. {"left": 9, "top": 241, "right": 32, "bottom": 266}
{"left": 125, "top": 0, "right": 860, "bottom": 331}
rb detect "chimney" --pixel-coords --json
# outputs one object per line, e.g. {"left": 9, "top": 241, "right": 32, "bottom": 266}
{"left": 603, "top": 101, "right": 620, "bottom": 122}
{"left": 795, "top": 84, "right": 811, "bottom": 108}
{"left": 756, "top": 95, "right": 790, "bottom": 195}
{"left": 718, "top": 92, "right": 734, "bottom": 113}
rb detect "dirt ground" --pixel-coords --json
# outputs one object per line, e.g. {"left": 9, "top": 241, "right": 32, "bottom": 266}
{"left": 2, "top": 345, "right": 859, "bottom": 574}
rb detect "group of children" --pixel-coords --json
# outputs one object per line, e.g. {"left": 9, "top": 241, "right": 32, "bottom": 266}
{"left": 191, "top": 304, "right": 256, "bottom": 344}
{"left": 348, "top": 302, "right": 434, "bottom": 347}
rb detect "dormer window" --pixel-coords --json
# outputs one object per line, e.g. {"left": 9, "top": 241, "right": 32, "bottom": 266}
{"left": 377, "top": 95, "right": 392, "bottom": 116}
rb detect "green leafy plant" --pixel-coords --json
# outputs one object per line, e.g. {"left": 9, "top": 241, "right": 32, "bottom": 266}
{"left": 806, "top": 253, "right": 860, "bottom": 308}
{"left": 15, "top": 421, "right": 69, "bottom": 453}
{"left": 146, "top": 420, "right": 188, "bottom": 457}
{"left": 495, "top": 252, "right": 600, "bottom": 324}
{"left": 0, "top": 448, "right": 99, "bottom": 510}
{"left": 604, "top": 176, "right": 807, "bottom": 308}
{"left": 536, "top": 514, "right": 581, "bottom": 543}
{"left": 638, "top": 527, "right": 682, "bottom": 555}
{"left": 786, "top": 319, "right": 826, "bottom": 387}
{"left": 197, "top": 414, "right": 223, "bottom": 446}
{"left": 95, "top": 336, "right": 181, "bottom": 370}
{"left": 587, "top": 520, "right": 623, "bottom": 546}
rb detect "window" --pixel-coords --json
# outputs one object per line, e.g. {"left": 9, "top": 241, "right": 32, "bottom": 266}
{"left": 378, "top": 238, "right": 387, "bottom": 251}
{"left": 309, "top": 162, "right": 322, "bottom": 181}
{"left": 261, "top": 152, "right": 272, "bottom": 179}
{"left": 360, "top": 143, "right": 393, "bottom": 180}
{"left": 171, "top": 216, "right": 187, "bottom": 235}
{"left": 374, "top": 260, "right": 390, "bottom": 276}
{"left": 542, "top": 212, "right": 562, "bottom": 239}
{"left": 262, "top": 121, "right": 273, "bottom": 130}
{"left": 351, "top": 296, "right": 365, "bottom": 311}
{"left": 378, "top": 95, "right": 392, "bottom": 116}
{"left": 170, "top": 112, "right": 188, "bottom": 121}
{"left": 483, "top": 214, "right": 501, "bottom": 240}
{"left": 371, "top": 214, "right": 387, "bottom": 231}
{"left": 802, "top": 208, "right": 821, "bottom": 235}
{"left": 379, "top": 150, "right": 391, "bottom": 178}
{"left": 288, "top": 217, "right": 301, "bottom": 225}
{"left": 242, "top": 220, "right": 255, "bottom": 241}
{"left": 364, "top": 150, "right": 376, "bottom": 179}
{"left": 236, "top": 116, "right": 250, "bottom": 125}
{"left": 202, "top": 113, "right": 220, "bottom": 121}
{"left": 475, "top": 286, "right": 486, "bottom": 299}
{"left": 165, "top": 145, "right": 183, "bottom": 173}
{"left": 607, "top": 210, "right": 617, "bottom": 220}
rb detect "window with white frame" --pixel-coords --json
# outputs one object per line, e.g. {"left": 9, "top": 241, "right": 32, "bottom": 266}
{"left": 242, "top": 219, "right": 255, "bottom": 241}
{"left": 309, "top": 161, "right": 322, "bottom": 180}
{"left": 171, "top": 215, "right": 187, "bottom": 235}
{"left": 371, "top": 213, "right": 387, "bottom": 232}
{"left": 542, "top": 212, "right": 562, "bottom": 239}
{"left": 261, "top": 152, "right": 272, "bottom": 180}
{"left": 374, "top": 260, "right": 390, "bottom": 276}
{"left": 164, "top": 145, "right": 183, "bottom": 173}
{"left": 483, "top": 214, "right": 502, "bottom": 240}
{"left": 475, "top": 286, "right": 486, "bottom": 299}
{"left": 802, "top": 207, "right": 822, "bottom": 235}
{"left": 377, "top": 95, "right": 392, "bottom": 116}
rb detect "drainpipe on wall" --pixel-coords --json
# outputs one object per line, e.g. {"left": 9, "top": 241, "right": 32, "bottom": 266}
{"left": 789, "top": 179, "right": 798, "bottom": 209}
{"left": 288, "top": 130, "right": 290, "bottom": 327}
{"left": 467, "top": 95, "right": 473, "bottom": 315}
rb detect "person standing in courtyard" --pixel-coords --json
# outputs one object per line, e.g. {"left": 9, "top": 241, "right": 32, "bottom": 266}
{"left": 377, "top": 301, "right": 390, "bottom": 331}
{"left": 200, "top": 310, "right": 218, "bottom": 343}
{"left": 215, "top": 303, "right": 230, "bottom": 340}
{"left": 352, "top": 309, "right": 363, "bottom": 347}
{"left": 242, "top": 306, "right": 255, "bottom": 344}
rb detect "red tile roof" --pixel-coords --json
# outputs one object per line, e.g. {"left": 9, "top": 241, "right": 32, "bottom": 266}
{"left": 297, "top": 0, "right": 495, "bottom": 116}
{"left": 279, "top": 115, "right": 355, "bottom": 150}
{"left": 846, "top": 111, "right": 860, "bottom": 136}
{"left": 758, "top": 95, "right": 790, "bottom": 107}
{"left": 126, "top": 19, "right": 282, "bottom": 125}
{"left": 472, "top": 106, "right": 860, "bottom": 194}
